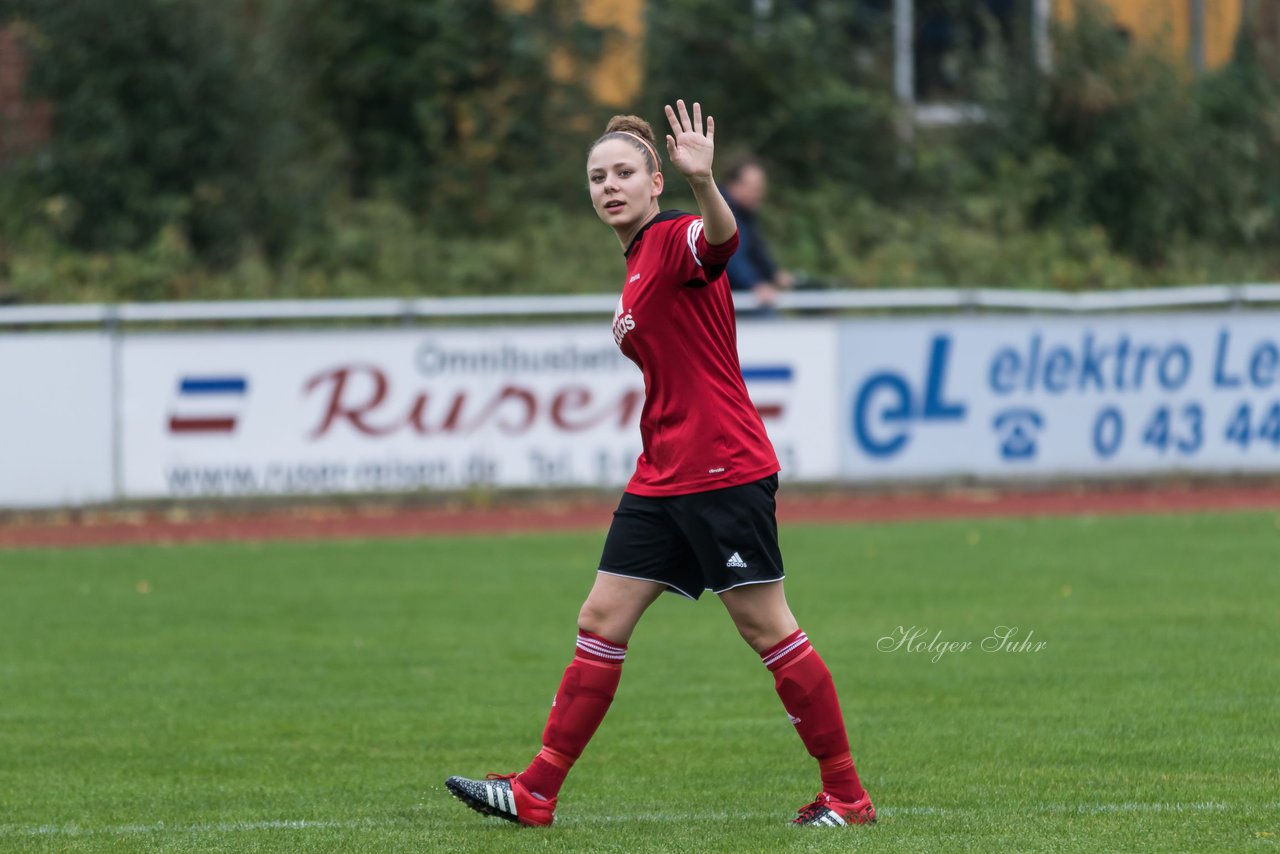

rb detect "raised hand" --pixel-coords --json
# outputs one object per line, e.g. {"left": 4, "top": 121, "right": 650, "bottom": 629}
{"left": 664, "top": 99, "right": 715, "bottom": 183}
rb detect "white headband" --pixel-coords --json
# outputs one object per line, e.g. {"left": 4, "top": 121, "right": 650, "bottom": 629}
{"left": 613, "top": 130, "right": 660, "bottom": 170}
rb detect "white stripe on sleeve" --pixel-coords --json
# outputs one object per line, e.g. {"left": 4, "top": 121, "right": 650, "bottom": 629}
{"left": 686, "top": 219, "right": 704, "bottom": 267}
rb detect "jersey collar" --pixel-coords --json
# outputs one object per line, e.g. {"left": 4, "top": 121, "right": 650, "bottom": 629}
{"left": 624, "top": 209, "right": 690, "bottom": 258}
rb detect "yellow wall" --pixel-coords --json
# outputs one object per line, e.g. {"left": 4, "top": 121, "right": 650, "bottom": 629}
{"left": 579, "top": 0, "right": 644, "bottom": 107}
{"left": 1056, "top": 0, "right": 1243, "bottom": 69}
{"left": 501, "top": 0, "right": 645, "bottom": 108}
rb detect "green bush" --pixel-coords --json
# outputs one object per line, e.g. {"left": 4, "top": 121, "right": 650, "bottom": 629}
{"left": 971, "top": 0, "right": 1280, "bottom": 263}
{"left": 5, "top": 0, "right": 1280, "bottom": 305}
{"left": 292, "top": 0, "right": 607, "bottom": 224}
{"left": 5, "top": 0, "right": 303, "bottom": 264}
{"left": 11, "top": 186, "right": 1280, "bottom": 306}
{"left": 2, "top": 198, "right": 625, "bottom": 303}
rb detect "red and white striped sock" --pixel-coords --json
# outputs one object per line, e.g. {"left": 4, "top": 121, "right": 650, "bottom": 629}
{"left": 516, "top": 630, "right": 626, "bottom": 801}
{"left": 761, "top": 628, "right": 866, "bottom": 804}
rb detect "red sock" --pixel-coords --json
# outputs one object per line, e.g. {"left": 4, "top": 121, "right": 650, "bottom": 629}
{"left": 762, "top": 628, "right": 866, "bottom": 804}
{"left": 517, "top": 630, "right": 626, "bottom": 800}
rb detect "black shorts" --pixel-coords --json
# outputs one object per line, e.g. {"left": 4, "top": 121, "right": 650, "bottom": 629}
{"left": 597, "top": 474, "right": 784, "bottom": 600}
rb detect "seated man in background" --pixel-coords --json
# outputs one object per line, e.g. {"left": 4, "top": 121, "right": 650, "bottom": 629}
{"left": 721, "top": 155, "right": 795, "bottom": 316}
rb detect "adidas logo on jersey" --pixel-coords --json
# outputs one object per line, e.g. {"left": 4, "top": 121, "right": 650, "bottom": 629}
{"left": 726, "top": 552, "right": 747, "bottom": 568}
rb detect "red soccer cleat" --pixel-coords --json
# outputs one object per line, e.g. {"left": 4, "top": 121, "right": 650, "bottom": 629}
{"left": 445, "top": 773, "right": 556, "bottom": 827}
{"left": 791, "top": 790, "right": 877, "bottom": 826}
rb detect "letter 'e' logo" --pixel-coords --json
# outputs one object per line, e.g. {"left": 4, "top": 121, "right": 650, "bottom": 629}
{"left": 853, "top": 336, "right": 967, "bottom": 458}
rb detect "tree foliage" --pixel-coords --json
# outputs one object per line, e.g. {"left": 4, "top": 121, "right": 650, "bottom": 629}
{"left": 3, "top": 0, "right": 1280, "bottom": 296}
{"left": 4, "top": 0, "right": 294, "bottom": 262}
{"left": 292, "top": 0, "right": 604, "bottom": 225}
{"left": 973, "top": 1, "right": 1280, "bottom": 262}
{"left": 644, "top": 0, "right": 899, "bottom": 196}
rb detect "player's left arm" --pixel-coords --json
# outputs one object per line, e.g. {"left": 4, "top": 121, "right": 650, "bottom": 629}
{"left": 664, "top": 99, "right": 736, "bottom": 246}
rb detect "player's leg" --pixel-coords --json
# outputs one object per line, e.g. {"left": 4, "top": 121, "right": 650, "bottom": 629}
{"left": 719, "top": 580, "right": 875, "bottom": 826}
{"left": 677, "top": 475, "right": 873, "bottom": 826}
{"left": 445, "top": 574, "right": 663, "bottom": 826}
{"left": 515, "top": 573, "right": 665, "bottom": 800}
{"left": 448, "top": 491, "right": 694, "bottom": 826}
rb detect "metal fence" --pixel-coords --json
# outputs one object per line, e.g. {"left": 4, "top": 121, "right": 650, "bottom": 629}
{"left": 5, "top": 284, "right": 1280, "bottom": 328}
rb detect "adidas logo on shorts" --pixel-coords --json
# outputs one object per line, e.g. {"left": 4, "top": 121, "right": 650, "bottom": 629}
{"left": 726, "top": 552, "right": 748, "bottom": 568}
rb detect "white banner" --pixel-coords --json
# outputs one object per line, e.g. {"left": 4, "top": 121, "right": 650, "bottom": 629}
{"left": 0, "top": 333, "right": 115, "bottom": 507}
{"left": 840, "top": 314, "right": 1280, "bottom": 478}
{"left": 9, "top": 311, "right": 1277, "bottom": 508}
{"left": 120, "top": 323, "right": 839, "bottom": 498}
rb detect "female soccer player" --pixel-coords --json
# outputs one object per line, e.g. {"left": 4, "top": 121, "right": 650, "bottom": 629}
{"left": 446, "top": 100, "right": 874, "bottom": 829}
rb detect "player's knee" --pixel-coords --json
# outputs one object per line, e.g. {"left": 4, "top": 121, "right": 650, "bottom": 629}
{"left": 731, "top": 607, "right": 797, "bottom": 653}
{"left": 577, "top": 600, "right": 606, "bottom": 635}
{"left": 733, "top": 616, "right": 776, "bottom": 654}
{"left": 577, "top": 599, "right": 626, "bottom": 642}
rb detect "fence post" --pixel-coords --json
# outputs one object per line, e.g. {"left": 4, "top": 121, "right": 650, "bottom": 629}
{"left": 1189, "top": 0, "right": 1206, "bottom": 73}
{"left": 1033, "top": 0, "right": 1053, "bottom": 72}
{"left": 107, "top": 306, "right": 125, "bottom": 503}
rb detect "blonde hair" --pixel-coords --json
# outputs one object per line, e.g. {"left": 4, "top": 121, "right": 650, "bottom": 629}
{"left": 590, "top": 115, "right": 662, "bottom": 173}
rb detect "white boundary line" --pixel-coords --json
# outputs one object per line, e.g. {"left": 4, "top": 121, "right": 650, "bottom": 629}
{"left": 0, "top": 818, "right": 392, "bottom": 838}
{"left": 2, "top": 801, "right": 1276, "bottom": 838}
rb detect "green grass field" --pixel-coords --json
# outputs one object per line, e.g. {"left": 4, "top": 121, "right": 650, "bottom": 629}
{"left": 2, "top": 511, "right": 1278, "bottom": 852}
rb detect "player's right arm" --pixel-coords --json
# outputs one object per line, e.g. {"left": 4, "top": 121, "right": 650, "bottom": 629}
{"left": 663, "top": 100, "right": 736, "bottom": 247}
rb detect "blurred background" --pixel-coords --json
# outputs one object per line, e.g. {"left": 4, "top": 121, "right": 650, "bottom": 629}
{"left": 2, "top": 0, "right": 1280, "bottom": 306}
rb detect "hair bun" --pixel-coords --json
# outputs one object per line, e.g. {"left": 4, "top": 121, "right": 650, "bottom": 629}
{"left": 604, "top": 115, "right": 658, "bottom": 149}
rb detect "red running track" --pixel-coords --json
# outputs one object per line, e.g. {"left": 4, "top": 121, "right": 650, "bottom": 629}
{"left": 3, "top": 485, "right": 1280, "bottom": 550}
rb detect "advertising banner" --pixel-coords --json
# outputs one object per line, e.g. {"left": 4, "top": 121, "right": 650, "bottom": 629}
{"left": 0, "top": 333, "right": 115, "bottom": 507}
{"left": 120, "top": 322, "right": 840, "bottom": 498}
{"left": 840, "top": 314, "right": 1280, "bottom": 479}
{"left": 10, "top": 310, "right": 1276, "bottom": 507}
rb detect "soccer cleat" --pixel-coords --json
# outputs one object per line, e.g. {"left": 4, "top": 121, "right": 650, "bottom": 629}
{"left": 444, "top": 773, "right": 556, "bottom": 827}
{"left": 791, "top": 790, "right": 877, "bottom": 827}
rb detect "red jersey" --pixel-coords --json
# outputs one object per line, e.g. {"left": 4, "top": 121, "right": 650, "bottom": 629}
{"left": 612, "top": 210, "right": 780, "bottom": 496}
